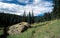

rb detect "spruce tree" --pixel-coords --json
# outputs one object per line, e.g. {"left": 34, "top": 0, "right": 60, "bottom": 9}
{"left": 28, "top": 12, "right": 31, "bottom": 24}
{"left": 53, "top": 0, "right": 60, "bottom": 18}
{"left": 22, "top": 11, "right": 26, "bottom": 22}
{"left": 31, "top": 10, "right": 34, "bottom": 23}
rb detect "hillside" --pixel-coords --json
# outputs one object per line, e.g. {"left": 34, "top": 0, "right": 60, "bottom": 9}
{"left": 0, "top": 19, "right": 60, "bottom": 38}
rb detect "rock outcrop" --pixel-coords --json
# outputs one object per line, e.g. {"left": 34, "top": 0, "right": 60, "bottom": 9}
{"left": 8, "top": 22, "right": 31, "bottom": 35}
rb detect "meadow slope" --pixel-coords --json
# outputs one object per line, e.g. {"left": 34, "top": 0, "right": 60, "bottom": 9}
{"left": 0, "top": 19, "right": 60, "bottom": 38}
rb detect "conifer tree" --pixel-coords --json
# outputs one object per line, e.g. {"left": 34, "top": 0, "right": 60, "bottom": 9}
{"left": 53, "top": 0, "right": 60, "bottom": 18}
{"left": 28, "top": 12, "right": 31, "bottom": 24}
{"left": 31, "top": 10, "right": 34, "bottom": 23}
{"left": 22, "top": 11, "right": 26, "bottom": 22}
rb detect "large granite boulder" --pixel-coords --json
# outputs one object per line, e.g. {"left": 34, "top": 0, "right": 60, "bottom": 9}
{"left": 8, "top": 22, "right": 31, "bottom": 35}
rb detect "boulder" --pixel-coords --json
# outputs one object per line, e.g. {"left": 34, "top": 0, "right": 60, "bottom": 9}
{"left": 8, "top": 22, "right": 31, "bottom": 35}
{"left": 19, "top": 22, "right": 31, "bottom": 28}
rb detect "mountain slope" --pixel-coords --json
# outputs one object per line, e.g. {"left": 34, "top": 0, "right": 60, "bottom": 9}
{"left": 6, "top": 19, "right": 60, "bottom": 38}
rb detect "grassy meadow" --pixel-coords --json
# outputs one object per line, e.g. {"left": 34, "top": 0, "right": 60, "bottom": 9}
{"left": 0, "top": 19, "right": 60, "bottom": 38}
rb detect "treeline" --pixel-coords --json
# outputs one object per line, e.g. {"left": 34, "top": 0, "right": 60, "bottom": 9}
{"left": 0, "top": 13, "right": 22, "bottom": 26}
{"left": 0, "top": 11, "right": 52, "bottom": 26}
{"left": 0, "top": 11, "right": 35, "bottom": 26}
{"left": 22, "top": 11, "right": 53, "bottom": 23}
{"left": 0, "top": 12, "right": 33, "bottom": 25}
{"left": 0, "top": 11, "right": 59, "bottom": 27}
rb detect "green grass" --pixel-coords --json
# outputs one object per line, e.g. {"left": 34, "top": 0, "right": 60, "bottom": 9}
{"left": 7, "top": 28, "right": 33, "bottom": 38}
{"left": 0, "top": 27, "right": 4, "bottom": 35}
{"left": 0, "top": 19, "right": 60, "bottom": 38}
{"left": 31, "top": 19, "right": 60, "bottom": 38}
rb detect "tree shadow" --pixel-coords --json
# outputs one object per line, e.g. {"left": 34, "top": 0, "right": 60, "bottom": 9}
{"left": 0, "top": 25, "right": 9, "bottom": 38}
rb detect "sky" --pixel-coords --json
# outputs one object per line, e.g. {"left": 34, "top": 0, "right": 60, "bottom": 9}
{"left": 0, "top": 0, "right": 53, "bottom": 16}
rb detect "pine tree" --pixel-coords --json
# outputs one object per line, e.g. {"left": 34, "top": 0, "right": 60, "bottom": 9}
{"left": 22, "top": 11, "right": 26, "bottom": 22}
{"left": 28, "top": 12, "right": 31, "bottom": 24}
{"left": 31, "top": 10, "right": 34, "bottom": 23}
{"left": 53, "top": 0, "right": 60, "bottom": 18}
{"left": 44, "top": 13, "right": 51, "bottom": 21}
